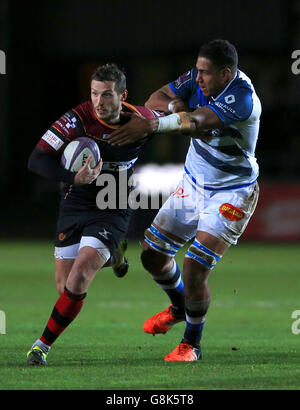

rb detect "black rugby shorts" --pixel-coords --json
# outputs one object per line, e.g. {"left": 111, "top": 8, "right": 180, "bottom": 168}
{"left": 54, "top": 208, "right": 133, "bottom": 254}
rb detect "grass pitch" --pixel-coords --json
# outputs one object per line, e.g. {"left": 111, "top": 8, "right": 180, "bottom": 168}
{"left": 0, "top": 240, "right": 299, "bottom": 390}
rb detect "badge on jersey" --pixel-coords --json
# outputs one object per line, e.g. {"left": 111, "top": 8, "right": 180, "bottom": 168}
{"left": 173, "top": 70, "right": 192, "bottom": 89}
{"left": 58, "top": 232, "right": 66, "bottom": 241}
{"left": 41, "top": 130, "right": 64, "bottom": 151}
{"left": 52, "top": 111, "right": 80, "bottom": 139}
{"left": 219, "top": 203, "right": 245, "bottom": 221}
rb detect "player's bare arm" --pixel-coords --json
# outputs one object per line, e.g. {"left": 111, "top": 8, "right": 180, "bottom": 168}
{"left": 108, "top": 106, "right": 222, "bottom": 146}
{"left": 145, "top": 84, "right": 187, "bottom": 113}
{"left": 155, "top": 106, "right": 223, "bottom": 134}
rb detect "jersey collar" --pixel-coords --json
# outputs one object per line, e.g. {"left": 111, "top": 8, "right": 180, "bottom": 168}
{"left": 210, "top": 70, "right": 239, "bottom": 102}
{"left": 92, "top": 101, "right": 141, "bottom": 129}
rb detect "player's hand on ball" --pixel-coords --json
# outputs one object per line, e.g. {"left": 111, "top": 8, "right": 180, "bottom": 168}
{"left": 74, "top": 155, "right": 102, "bottom": 185}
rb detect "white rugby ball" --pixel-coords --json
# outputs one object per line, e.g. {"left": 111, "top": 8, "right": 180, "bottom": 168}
{"left": 60, "top": 137, "right": 101, "bottom": 172}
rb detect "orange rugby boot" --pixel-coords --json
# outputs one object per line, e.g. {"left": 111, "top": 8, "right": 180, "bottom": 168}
{"left": 143, "top": 305, "right": 185, "bottom": 335}
{"left": 164, "top": 342, "right": 202, "bottom": 362}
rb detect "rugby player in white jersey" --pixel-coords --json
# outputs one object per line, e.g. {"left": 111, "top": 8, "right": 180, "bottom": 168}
{"left": 109, "top": 39, "right": 261, "bottom": 362}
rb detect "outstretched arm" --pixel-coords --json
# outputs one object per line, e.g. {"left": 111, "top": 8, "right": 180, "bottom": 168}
{"left": 108, "top": 106, "right": 223, "bottom": 146}
{"left": 145, "top": 84, "right": 188, "bottom": 113}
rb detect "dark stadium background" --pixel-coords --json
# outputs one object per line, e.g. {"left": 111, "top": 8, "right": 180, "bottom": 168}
{"left": 0, "top": 0, "right": 299, "bottom": 241}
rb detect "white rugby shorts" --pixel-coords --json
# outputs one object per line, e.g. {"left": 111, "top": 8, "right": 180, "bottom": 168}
{"left": 54, "top": 236, "right": 111, "bottom": 262}
{"left": 153, "top": 174, "right": 259, "bottom": 245}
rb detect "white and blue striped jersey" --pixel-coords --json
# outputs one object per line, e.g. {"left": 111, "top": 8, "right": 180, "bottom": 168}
{"left": 169, "top": 69, "right": 261, "bottom": 190}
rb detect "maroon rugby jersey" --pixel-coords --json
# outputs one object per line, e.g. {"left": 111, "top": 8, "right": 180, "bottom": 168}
{"left": 37, "top": 100, "right": 159, "bottom": 161}
{"left": 35, "top": 101, "right": 162, "bottom": 210}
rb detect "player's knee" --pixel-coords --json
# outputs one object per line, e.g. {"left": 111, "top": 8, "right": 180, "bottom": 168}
{"left": 185, "top": 297, "right": 210, "bottom": 318}
{"left": 66, "top": 248, "right": 102, "bottom": 290}
{"left": 66, "top": 263, "right": 92, "bottom": 294}
{"left": 141, "top": 247, "right": 169, "bottom": 272}
{"left": 142, "top": 225, "right": 184, "bottom": 272}
{"left": 77, "top": 246, "right": 104, "bottom": 272}
{"left": 56, "top": 280, "right": 65, "bottom": 296}
{"left": 141, "top": 247, "right": 156, "bottom": 271}
{"left": 144, "top": 225, "right": 183, "bottom": 257}
{"left": 72, "top": 260, "right": 95, "bottom": 282}
{"left": 55, "top": 260, "right": 73, "bottom": 296}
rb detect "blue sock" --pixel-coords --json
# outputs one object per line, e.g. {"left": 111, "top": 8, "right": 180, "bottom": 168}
{"left": 182, "top": 298, "right": 210, "bottom": 348}
{"left": 182, "top": 316, "right": 205, "bottom": 348}
{"left": 151, "top": 261, "right": 185, "bottom": 317}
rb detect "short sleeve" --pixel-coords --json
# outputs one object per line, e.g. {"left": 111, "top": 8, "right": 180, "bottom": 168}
{"left": 207, "top": 86, "right": 254, "bottom": 126}
{"left": 168, "top": 69, "right": 197, "bottom": 101}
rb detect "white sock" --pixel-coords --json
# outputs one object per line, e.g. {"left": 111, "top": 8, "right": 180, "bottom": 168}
{"left": 32, "top": 339, "right": 51, "bottom": 354}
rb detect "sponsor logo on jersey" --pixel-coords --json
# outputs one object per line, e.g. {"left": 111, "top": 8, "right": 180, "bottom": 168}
{"left": 172, "top": 187, "right": 189, "bottom": 198}
{"left": 65, "top": 117, "right": 77, "bottom": 129}
{"left": 224, "top": 94, "right": 236, "bottom": 104}
{"left": 220, "top": 203, "right": 245, "bottom": 221}
{"left": 42, "top": 130, "right": 64, "bottom": 151}
{"left": 214, "top": 101, "right": 236, "bottom": 115}
{"left": 54, "top": 113, "right": 78, "bottom": 136}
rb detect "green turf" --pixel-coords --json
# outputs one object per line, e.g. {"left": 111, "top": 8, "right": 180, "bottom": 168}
{"left": 0, "top": 240, "right": 299, "bottom": 390}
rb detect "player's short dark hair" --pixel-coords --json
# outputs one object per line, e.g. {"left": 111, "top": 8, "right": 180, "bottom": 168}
{"left": 91, "top": 63, "right": 126, "bottom": 94}
{"left": 198, "top": 39, "right": 238, "bottom": 73}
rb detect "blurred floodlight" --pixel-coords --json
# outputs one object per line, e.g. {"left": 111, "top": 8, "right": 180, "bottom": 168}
{"left": 134, "top": 163, "right": 184, "bottom": 195}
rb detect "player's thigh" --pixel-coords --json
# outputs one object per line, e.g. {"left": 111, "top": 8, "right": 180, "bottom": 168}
{"left": 54, "top": 242, "right": 80, "bottom": 294}
{"left": 142, "top": 221, "right": 188, "bottom": 273}
{"left": 195, "top": 230, "right": 229, "bottom": 255}
{"left": 181, "top": 182, "right": 258, "bottom": 295}
{"left": 146, "top": 176, "right": 198, "bottom": 257}
{"left": 142, "top": 180, "right": 198, "bottom": 271}
{"left": 152, "top": 179, "right": 198, "bottom": 244}
{"left": 198, "top": 182, "right": 259, "bottom": 246}
{"left": 66, "top": 245, "right": 107, "bottom": 294}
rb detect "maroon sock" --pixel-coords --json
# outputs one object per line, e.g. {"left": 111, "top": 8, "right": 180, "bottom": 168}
{"left": 40, "top": 287, "right": 86, "bottom": 346}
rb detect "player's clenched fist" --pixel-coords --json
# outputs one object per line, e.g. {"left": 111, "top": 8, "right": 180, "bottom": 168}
{"left": 168, "top": 99, "right": 189, "bottom": 113}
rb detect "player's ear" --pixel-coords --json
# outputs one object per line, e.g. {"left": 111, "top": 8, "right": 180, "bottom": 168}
{"left": 121, "top": 89, "right": 128, "bottom": 101}
{"left": 222, "top": 68, "right": 232, "bottom": 83}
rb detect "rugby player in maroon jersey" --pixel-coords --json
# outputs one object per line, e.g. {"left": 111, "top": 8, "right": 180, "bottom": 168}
{"left": 26, "top": 63, "right": 162, "bottom": 365}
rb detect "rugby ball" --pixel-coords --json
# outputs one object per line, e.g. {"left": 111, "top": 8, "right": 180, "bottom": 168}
{"left": 60, "top": 137, "right": 101, "bottom": 172}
